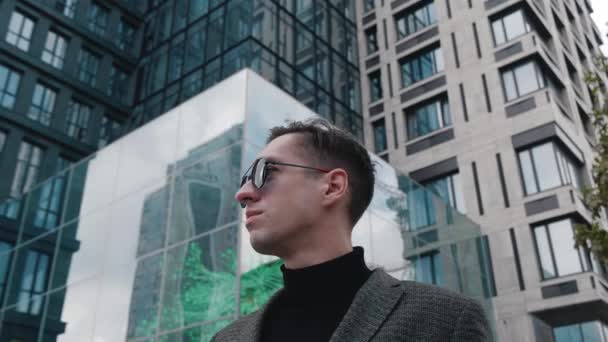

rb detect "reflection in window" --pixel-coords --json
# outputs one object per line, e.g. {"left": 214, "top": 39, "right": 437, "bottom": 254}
{"left": 17, "top": 250, "right": 49, "bottom": 315}
{"left": 365, "top": 26, "right": 378, "bottom": 54}
{"left": 56, "top": 0, "right": 78, "bottom": 18}
{"left": 518, "top": 141, "right": 582, "bottom": 195}
{"left": 42, "top": 31, "right": 67, "bottom": 69}
{"left": 372, "top": 119, "right": 387, "bottom": 153}
{"left": 106, "top": 65, "right": 129, "bottom": 104}
{"left": 395, "top": 1, "right": 437, "bottom": 41}
{"left": 406, "top": 95, "right": 450, "bottom": 140}
{"left": 491, "top": 9, "right": 532, "bottom": 46}
{"left": 554, "top": 321, "right": 607, "bottom": 342}
{"left": 98, "top": 115, "right": 121, "bottom": 148}
{"left": 185, "top": 19, "right": 206, "bottom": 73}
{"left": 0, "top": 141, "right": 42, "bottom": 219}
{"left": 34, "top": 157, "right": 70, "bottom": 230}
{"left": 87, "top": 2, "right": 108, "bottom": 37}
{"left": 413, "top": 253, "right": 442, "bottom": 285}
{"left": 0, "top": 241, "right": 11, "bottom": 301}
{"left": 408, "top": 186, "right": 436, "bottom": 230}
{"left": 117, "top": 19, "right": 136, "bottom": 51}
{"left": 533, "top": 218, "right": 590, "bottom": 280}
{"left": 66, "top": 100, "right": 91, "bottom": 141}
{"left": 77, "top": 48, "right": 100, "bottom": 87}
{"left": 0, "top": 64, "right": 21, "bottom": 109}
{"left": 28, "top": 83, "right": 56, "bottom": 126}
{"left": 189, "top": 182, "right": 222, "bottom": 235}
{"left": 6, "top": 11, "right": 35, "bottom": 52}
{"left": 400, "top": 46, "right": 444, "bottom": 88}
{"left": 363, "top": 0, "right": 375, "bottom": 12}
{"left": 501, "top": 60, "right": 546, "bottom": 101}
{"left": 369, "top": 71, "right": 383, "bottom": 102}
{"left": 425, "top": 173, "right": 466, "bottom": 214}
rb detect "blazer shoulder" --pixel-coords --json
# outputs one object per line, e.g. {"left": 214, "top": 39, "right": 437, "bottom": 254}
{"left": 211, "top": 311, "right": 260, "bottom": 341}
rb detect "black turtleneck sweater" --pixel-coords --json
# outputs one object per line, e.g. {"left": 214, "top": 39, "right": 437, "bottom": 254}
{"left": 260, "top": 247, "right": 372, "bottom": 342}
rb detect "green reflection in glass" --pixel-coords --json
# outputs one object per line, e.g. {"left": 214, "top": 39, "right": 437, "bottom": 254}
{"left": 239, "top": 259, "right": 282, "bottom": 315}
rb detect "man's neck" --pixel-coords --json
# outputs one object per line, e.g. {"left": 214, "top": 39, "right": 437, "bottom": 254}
{"left": 281, "top": 242, "right": 353, "bottom": 269}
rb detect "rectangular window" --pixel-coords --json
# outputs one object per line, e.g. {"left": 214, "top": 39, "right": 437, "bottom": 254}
{"left": 425, "top": 173, "right": 466, "bottom": 214}
{"left": 491, "top": 9, "right": 531, "bottom": 46}
{"left": 34, "top": 157, "right": 70, "bottom": 230}
{"left": 369, "top": 71, "right": 383, "bottom": 102}
{"left": 87, "top": 2, "right": 108, "bottom": 37}
{"left": 412, "top": 253, "right": 442, "bottom": 285}
{"left": 0, "top": 64, "right": 21, "bottom": 109}
{"left": 518, "top": 141, "right": 582, "bottom": 195}
{"left": 77, "top": 49, "right": 100, "bottom": 87}
{"left": 554, "top": 321, "right": 606, "bottom": 342}
{"left": 117, "top": 19, "right": 135, "bottom": 51}
{"left": 41, "top": 31, "right": 67, "bottom": 69}
{"left": 28, "top": 84, "right": 56, "bottom": 126}
{"left": 408, "top": 186, "right": 436, "bottom": 230}
{"left": 365, "top": 27, "right": 378, "bottom": 54}
{"left": 98, "top": 115, "right": 120, "bottom": 148}
{"left": 372, "top": 119, "right": 387, "bottom": 153}
{"left": 6, "top": 11, "right": 35, "bottom": 52}
{"left": 106, "top": 65, "right": 128, "bottom": 104}
{"left": 66, "top": 100, "right": 91, "bottom": 141}
{"left": 11, "top": 141, "right": 43, "bottom": 199}
{"left": 533, "top": 218, "right": 590, "bottom": 279}
{"left": 16, "top": 250, "right": 49, "bottom": 315}
{"left": 0, "top": 241, "right": 11, "bottom": 301}
{"left": 395, "top": 1, "right": 437, "bottom": 41}
{"left": 55, "top": 0, "right": 77, "bottom": 18}
{"left": 400, "top": 46, "right": 444, "bottom": 88}
{"left": 501, "top": 60, "right": 546, "bottom": 101}
{"left": 405, "top": 95, "right": 451, "bottom": 140}
{"left": 185, "top": 19, "right": 206, "bottom": 73}
{"left": 363, "top": 0, "right": 374, "bottom": 12}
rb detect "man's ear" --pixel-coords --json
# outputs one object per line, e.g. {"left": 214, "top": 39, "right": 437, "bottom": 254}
{"left": 321, "top": 168, "right": 349, "bottom": 206}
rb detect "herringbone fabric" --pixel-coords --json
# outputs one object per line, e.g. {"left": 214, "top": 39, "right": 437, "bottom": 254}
{"left": 212, "top": 269, "right": 491, "bottom": 342}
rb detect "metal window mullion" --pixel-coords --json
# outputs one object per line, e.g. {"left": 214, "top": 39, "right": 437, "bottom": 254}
{"left": 528, "top": 149, "right": 542, "bottom": 194}
{"left": 545, "top": 224, "right": 560, "bottom": 278}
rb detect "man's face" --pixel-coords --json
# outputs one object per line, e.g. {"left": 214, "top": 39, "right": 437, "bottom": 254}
{"left": 235, "top": 133, "right": 325, "bottom": 256}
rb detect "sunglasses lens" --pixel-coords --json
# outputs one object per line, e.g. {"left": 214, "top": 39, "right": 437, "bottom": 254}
{"left": 253, "top": 158, "right": 266, "bottom": 188}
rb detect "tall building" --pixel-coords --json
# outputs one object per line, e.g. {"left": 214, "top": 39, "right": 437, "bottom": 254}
{"left": 356, "top": 0, "right": 608, "bottom": 340}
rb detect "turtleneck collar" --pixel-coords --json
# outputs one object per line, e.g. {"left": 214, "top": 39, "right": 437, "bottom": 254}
{"left": 280, "top": 246, "right": 371, "bottom": 297}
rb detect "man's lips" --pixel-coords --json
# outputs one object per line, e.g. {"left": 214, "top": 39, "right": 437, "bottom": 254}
{"left": 245, "top": 210, "right": 263, "bottom": 220}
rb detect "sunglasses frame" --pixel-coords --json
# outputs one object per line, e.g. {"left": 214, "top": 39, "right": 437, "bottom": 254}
{"left": 240, "top": 157, "right": 331, "bottom": 190}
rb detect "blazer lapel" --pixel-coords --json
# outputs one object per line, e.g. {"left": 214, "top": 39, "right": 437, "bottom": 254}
{"left": 328, "top": 269, "right": 404, "bottom": 342}
{"left": 238, "top": 289, "right": 285, "bottom": 342}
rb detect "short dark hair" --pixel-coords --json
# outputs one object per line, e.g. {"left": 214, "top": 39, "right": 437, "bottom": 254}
{"left": 267, "top": 118, "right": 375, "bottom": 226}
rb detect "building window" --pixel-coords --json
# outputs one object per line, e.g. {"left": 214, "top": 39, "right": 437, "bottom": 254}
{"left": 518, "top": 141, "right": 582, "bottom": 195}
{"left": 425, "top": 173, "right": 466, "bottom": 214}
{"left": 372, "top": 119, "right": 387, "bottom": 153}
{"left": 98, "top": 115, "right": 120, "bottom": 148}
{"left": 406, "top": 96, "right": 451, "bottom": 140}
{"left": 6, "top": 11, "right": 35, "bottom": 52}
{"left": 56, "top": 0, "right": 78, "bottom": 18}
{"left": 363, "top": 0, "right": 374, "bottom": 12}
{"left": 16, "top": 250, "right": 49, "bottom": 315}
{"left": 117, "top": 19, "right": 135, "bottom": 51}
{"left": 412, "top": 253, "right": 442, "bottom": 285}
{"left": 66, "top": 100, "right": 91, "bottom": 141}
{"left": 369, "top": 71, "right": 383, "bottom": 102}
{"left": 0, "top": 241, "right": 11, "bottom": 300}
{"left": 491, "top": 9, "right": 531, "bottom": 46}
{"left": 0, "top": 64, "right": 21, "bottom": 109}
{"left": 1, "top": 141, "right": 43, "bottom": 218}
{"left": 0, "top": 131, "right": 6, "bottom": 153}
{"left": 77, "top": 49, "right": 100, "bottom": 87}
{"left": 87, "top": 2, "right": 108, "bottom": 37}
{"left": 501, "top": 60, "right": 546, "bottom": 101}
{"left": 554, "top": 321, "right": 608, "bottom": 342}
{"left": 395, "top": 1, "right": 437, "bottom": 41}
{"left": 365, "top": 27, "right": 378, "bottom": 54}
{"left": 408, "top": 186, "right": 436, "bottom": 230}
{"left": 34, "top": 157, "right": 70, "bottom": 230}
{"left": 28, "top": 84, "right": 56, "bottom": 126}
{"left": 106, "top": 66, "right": 129, "bottom": 104}
{"left": 41, "top": 31, "right": 67, "bottom": 69}
{"left": 533, "top": 218, "right": 590, "bottom": 280}
{"left": 400, "top": 46, "right": 444, "bottom": 88}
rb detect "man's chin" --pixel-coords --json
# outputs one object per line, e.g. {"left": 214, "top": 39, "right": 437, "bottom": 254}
{"left": 249, "top": 232, "right": 279, "bottom": 256}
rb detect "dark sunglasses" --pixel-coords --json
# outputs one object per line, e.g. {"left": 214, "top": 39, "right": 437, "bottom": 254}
{"left": 240, "top": 157, "right": 331, "bottom": 190}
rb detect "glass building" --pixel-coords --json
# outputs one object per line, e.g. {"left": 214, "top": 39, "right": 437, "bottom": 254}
{"left": 0, "top": 70, "right": 494, "bottom": 341}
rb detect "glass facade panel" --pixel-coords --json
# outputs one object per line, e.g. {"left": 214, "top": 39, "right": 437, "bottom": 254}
{"left": 16, "top": 250, "right": 49, "bottom": 315}
{"left": 28, "top": 83, "right": 56, "bottom": 126}
{"left": 77, "top": 49, "right": 100, "bottom": 87}
{"left": 369, "top": 71, "right": 382, "bottom": 102}
{"left": 554, "top": 321, "right": 606, "bottom": 342}
{"left": 0, "top": 241, "right": 11, "bottom": 300}
{"left": 117, "top": 19, "right": 136, "bottom": 51}
{"left": 87, "top": 2, "right": 109, "bottom": 36}
{"left": 0, "top": 64, "right": 21, "bottom": 109}
{"left": 41, "top": 31, "right": 67, "bottom": 69}
{"left": 6, "top": 11, "right": 35, "bottom": 52}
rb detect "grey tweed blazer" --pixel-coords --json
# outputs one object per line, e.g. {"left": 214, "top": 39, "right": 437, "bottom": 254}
{"left": 212, "top": 269, "right": 491, "bottom": 342}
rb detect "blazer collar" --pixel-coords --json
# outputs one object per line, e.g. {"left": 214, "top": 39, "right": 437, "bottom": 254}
{"left": 238, "top": 269, "right": 403, "bottom": 342}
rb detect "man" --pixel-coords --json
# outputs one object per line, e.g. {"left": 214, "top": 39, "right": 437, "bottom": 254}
{"left": 212, "top": 119, "right": 490, "bottom": 342}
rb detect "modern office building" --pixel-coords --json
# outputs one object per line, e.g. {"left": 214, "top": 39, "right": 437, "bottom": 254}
{"left": 357, "top": 0, "right": 608, "bottom": 340}
{"left": 0, "top": 70, "right": 494, "bottom": 341}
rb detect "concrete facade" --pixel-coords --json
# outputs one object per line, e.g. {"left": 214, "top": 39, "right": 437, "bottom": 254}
{"left": 357, "top": 0, "right": 608, "bottom": 340}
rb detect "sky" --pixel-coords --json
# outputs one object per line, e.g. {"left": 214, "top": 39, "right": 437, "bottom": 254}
{"left": 591, "top": 0, "right": 608, "bottom": 55}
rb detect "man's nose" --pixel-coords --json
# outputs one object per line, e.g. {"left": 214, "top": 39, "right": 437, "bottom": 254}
{"left": 235, "top": 180, "right": 260, "bottom": 207}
